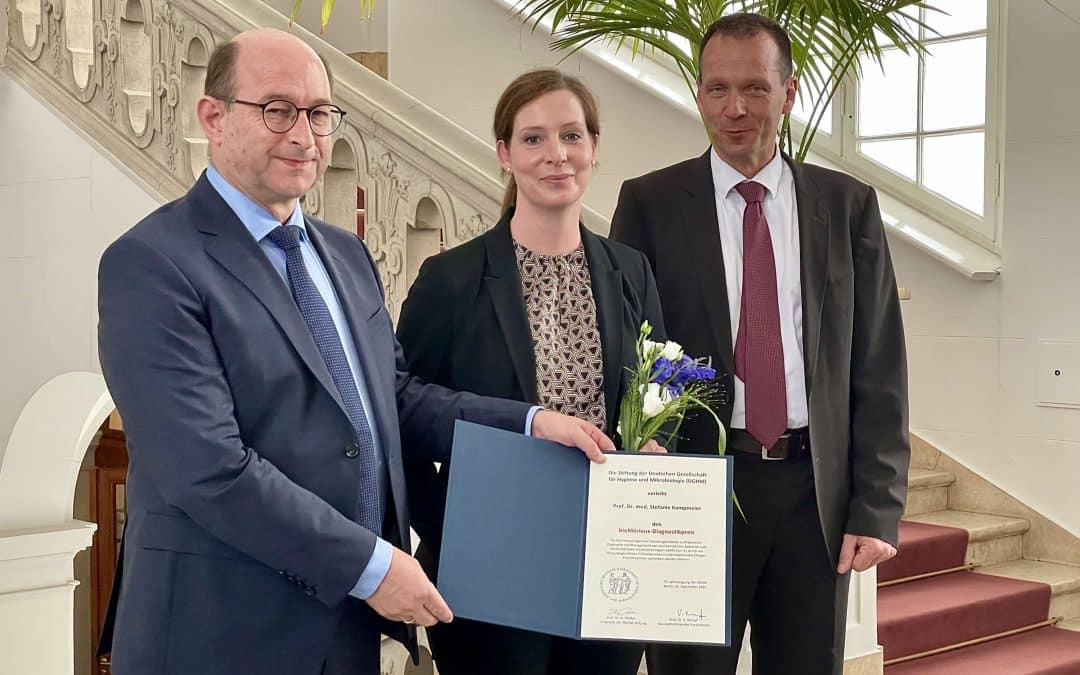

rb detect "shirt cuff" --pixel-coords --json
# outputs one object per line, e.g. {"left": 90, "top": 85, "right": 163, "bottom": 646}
{"left": 525, "top": 405, "right": 543, "bottom": 436}
{"left": 348, "top": 537, "right": 392, "bottom": 600}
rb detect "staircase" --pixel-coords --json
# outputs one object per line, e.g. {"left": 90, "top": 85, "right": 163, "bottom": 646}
{"left": 879, "top": 442, "right": 1080, "bottom": 673}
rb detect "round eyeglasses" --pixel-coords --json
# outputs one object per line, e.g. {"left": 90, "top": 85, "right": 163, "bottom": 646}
{"left": 226, "top": 98, "right": 346, "bottom": 136}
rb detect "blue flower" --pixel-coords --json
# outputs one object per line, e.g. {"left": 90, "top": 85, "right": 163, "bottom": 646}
{"left": 693, "top": 364, "right": 717, "bottom": 381}
{"left": 650, "top": 357, "right": 674, "bottom": 383}
{"left": 669, "top": 359, "right": 716, "bottom": 386}
{"left": 670, "top": 357, "right": 696, "bottom": 385}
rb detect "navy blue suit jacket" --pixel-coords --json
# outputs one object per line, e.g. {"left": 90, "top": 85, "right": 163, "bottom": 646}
{"left": 96, "top": 174, "right": 531, "bottom": 674}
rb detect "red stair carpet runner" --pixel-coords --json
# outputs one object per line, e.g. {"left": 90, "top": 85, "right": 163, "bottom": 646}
{"left": 880, "top": 570, "right": 1051, "bottom": 659}
{"left": 879, "top": 520, "right": 968, "bottom": 583}
{"left": 887, "top": 627, "right": 1080, "bottom": 674}
{"left": 880, "top": 520, "right": 1080, "bottom": 673}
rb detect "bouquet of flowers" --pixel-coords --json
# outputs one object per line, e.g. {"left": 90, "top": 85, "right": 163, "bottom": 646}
{"left": 617, "top": 321, "right": 727, "bottom": 456}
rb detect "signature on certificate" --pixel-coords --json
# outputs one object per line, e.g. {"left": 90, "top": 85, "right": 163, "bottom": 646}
{"left": 676, "top": 608, "right": 707, "bottom": 622}
{"left": 606, "top": 607, "right": 639, "bottom": 620}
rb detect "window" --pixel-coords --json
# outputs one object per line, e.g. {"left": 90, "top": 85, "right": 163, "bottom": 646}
{"left": 680, "top": 1, "right": 1001, "bottom": 249}
{"left": 802, "top": 0, "right": 1002, "bottom": 248}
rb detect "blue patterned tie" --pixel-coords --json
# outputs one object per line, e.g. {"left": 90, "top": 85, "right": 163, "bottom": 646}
{"left": 266, "top": 225, "right": 382, "bottom": 533}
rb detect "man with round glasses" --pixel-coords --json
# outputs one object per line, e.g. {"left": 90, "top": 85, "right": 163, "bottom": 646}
{"left": 225, "top": 97, "right": 345, "bottom": 137}
{"left": 95, "top": 27, "right": 613, "bottom": 675}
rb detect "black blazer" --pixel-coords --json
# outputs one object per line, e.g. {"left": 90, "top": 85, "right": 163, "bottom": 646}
{"left": 396, "top": 212, "right": 665, "bottom": 563}
{"left": 610, "top": 150, "right": 910, "bottom": 556}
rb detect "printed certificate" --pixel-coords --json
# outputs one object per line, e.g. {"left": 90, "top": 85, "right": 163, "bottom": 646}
{"left": 579, "top": 453, "right": 731, "bottom": 644}
{"left": 439, "top": 422, "right": 732, "bottom": 645}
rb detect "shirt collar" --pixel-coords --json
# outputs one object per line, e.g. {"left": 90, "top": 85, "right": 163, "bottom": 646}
{"left": 710, "top": 145, "right": 784, "bottom": 201}
{"left": 205, "top": 164, "right": 307, "bottom": 244}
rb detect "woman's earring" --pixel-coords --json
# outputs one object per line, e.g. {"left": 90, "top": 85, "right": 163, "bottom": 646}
{"left": 591, "top": 158, "right": 599, "bottom": 168}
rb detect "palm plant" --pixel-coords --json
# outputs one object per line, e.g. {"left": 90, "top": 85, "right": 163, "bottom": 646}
{"left": 514, "top": 0, "right": 935, "bottom": 161}
{"left": 289, "top": 0, "right": 376, "bottom": 33}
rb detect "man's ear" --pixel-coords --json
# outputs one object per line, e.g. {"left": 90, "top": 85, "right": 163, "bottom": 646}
{"left": 197, "top": 95, "right": 227, "bottom": 146}
{"left": 781, "top": 76, "right": 798, "bottom": 116}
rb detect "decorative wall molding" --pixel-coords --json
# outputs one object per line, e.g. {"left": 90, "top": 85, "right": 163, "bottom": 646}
{"left": 0, "top": 3, "right": 521, "bottom": 670}
{"left": 1, "top": 0, "right": 552, "bottom": 317}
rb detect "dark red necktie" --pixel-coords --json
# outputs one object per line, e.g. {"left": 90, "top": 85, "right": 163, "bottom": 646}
{"left": 733, "top": 181, "right": 788, "bottom": 449}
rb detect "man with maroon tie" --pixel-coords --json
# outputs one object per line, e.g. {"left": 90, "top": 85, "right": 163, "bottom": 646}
{"left": 610, "top": 13, "right": 910, "bottom": 675}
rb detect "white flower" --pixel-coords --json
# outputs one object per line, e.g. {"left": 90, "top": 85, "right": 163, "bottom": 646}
{"left": 642, "top": 383, "right": 671, "bottom": 419}
{"left": 661, "top": 340, "right": 684, "bottom": 361}
{"left": 642, "top": 339, "right": 664, "bottom": 358}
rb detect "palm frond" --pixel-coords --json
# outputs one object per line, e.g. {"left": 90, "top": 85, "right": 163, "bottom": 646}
{"left": 288, "top": 0, "right": 376, "bottom": 33}
{"left": 517, "top": 0, "right": 938, "bottom": 160}
{"left": 298, "top": 0, "right": 939, "bottom": 162}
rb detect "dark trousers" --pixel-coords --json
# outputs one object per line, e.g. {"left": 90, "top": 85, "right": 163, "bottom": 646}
{"left": 647, "top": 454, "right": 849, "bottom": 675}
{"left": 428, "top": 617, "right": 644, "bottom": 675}
{"left": 322, "top": 600, "right": 382, "bottom": 675}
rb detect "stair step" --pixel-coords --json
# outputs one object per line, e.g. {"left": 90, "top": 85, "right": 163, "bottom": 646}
{"left": 884, "top": 626, "right": 1080, "bottom": 674}
{"left": 979, "top": 560, "right": 1080, "bottom": 620}
{"left": 904, "top": 486, "right": 948, "bottom": 515}
{"left": 906, "top": 510, "right": 1030, "bottom": 542}
{"left": 880, "top": 521, "right": 969, "bottom": 583}
{"left": 907, "top": 467, "right": 956, "bottom": 490}
{"left": 904, "top": 469, "right": 955, "bottom": 516}
{"left": 905, "top": 510, "right": 1030, "bottom": 566}
{"left": 879, "top": 571, "right": 1052, "bottom": 661}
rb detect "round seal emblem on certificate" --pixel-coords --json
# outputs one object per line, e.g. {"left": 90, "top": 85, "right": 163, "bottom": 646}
{"left": 600, "top": 568, "right": 639, "bottom": 601}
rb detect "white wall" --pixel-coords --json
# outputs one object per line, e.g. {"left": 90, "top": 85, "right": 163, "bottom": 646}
{"left": 903, "top": 0, "right": 1080, "bottom": 534}
{"left": 388, "top": 0, "right": 1080, "bottom": 536}
{"left": 388, "top": 0, "right": 708, "bottom": 218}
{"left": 0, "top": 70, "right": 159, "bottom": 464}
{"left": 263, "top": 0, "right": 388, "bottom": 54}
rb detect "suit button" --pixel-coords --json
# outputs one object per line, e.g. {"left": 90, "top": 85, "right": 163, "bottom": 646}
{"left": 344, "top": 441, "right": 360, "bottom": 458}
{"left": 304, "top": 586, "right": 315, "bottom": 597}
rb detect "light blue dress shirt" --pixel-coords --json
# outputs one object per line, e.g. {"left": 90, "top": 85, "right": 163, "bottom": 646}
{"left": 205, "top": 166, "right": 391, "bottom": 599}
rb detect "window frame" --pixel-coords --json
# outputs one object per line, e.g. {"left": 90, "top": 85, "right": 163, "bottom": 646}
{"left": 823, "top": 0, "right": 1005, "bottom": 252}
{"left": 641, "top": 0, "right": 1005, "bottom": 252}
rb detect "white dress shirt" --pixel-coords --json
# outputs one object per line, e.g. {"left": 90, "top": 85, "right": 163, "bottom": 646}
{"left": 710, "top": 147, "right": 809, "bottom": 429}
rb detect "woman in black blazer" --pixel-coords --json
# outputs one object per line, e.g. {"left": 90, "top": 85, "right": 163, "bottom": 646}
{"left": 396, "top": 68, "right": 666, "bottom": 675}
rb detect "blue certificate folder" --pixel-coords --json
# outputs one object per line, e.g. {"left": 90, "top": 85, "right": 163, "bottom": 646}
{"left": 437, "top": 420, "right": 733, "bottom": 644}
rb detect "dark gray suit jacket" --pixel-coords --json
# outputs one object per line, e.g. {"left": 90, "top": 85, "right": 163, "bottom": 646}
{"left": 96, "top": 174, "right": 531, "bottom": 675}
{"left": 610, "top": 150, "right": 910, "bottom": 558}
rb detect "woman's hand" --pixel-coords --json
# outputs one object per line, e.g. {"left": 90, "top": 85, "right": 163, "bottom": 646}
{"left": 530, "top": 409, "right": 614, "bottom": 463}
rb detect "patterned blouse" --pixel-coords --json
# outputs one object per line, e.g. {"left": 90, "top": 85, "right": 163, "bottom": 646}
{"left": 513, "top": 240, "right": 607, "bottom": 432}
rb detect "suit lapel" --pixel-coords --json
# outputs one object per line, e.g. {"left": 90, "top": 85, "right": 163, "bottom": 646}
{"left": 305, "top": 218, "right": 396, "bottom": 450}
{"left": 483, "top": 218, "right": 539, "bottom": 403}
{"left": 581, "top": 229, "right": 623, "bottom": 433}
{"left": 788, "top": 158, "right": 830, "bottom": 394}
{"left": 196, "top": 179, "right": 348, "bottom": 417}
{"left": 682, "top": 150, "right": 736, "bottom": 377}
